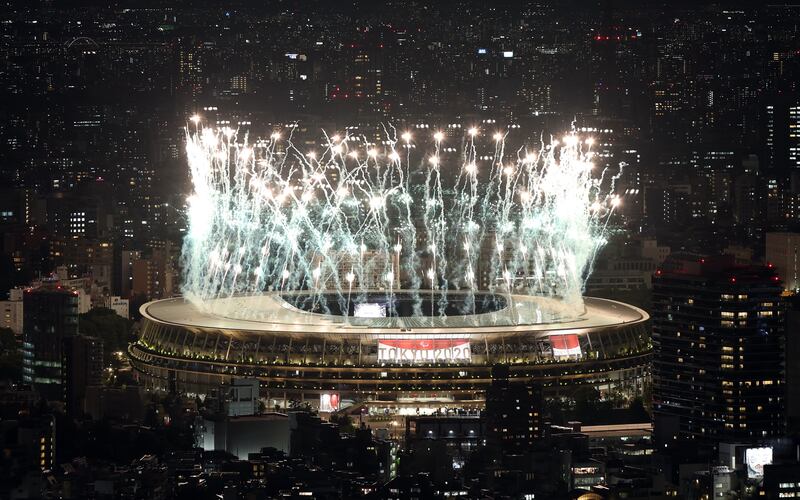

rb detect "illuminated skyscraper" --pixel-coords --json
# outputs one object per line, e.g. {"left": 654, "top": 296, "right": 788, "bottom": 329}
{"left": 763, "top": 98, "right": 800, "bottom": 173}
{"left": 653, "top": 255, "right": 785, "bottom": 444}
{"left": 790, "top": 105, "right": 800, "bottom": 170}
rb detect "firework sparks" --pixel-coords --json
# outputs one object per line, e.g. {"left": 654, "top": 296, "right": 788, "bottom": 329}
{"left": 181, "top": 122, "right": 621, "bottom": 319}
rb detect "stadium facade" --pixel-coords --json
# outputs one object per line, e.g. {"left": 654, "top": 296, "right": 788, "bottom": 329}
{"left": 128, "top": 291, "right": 650, "bottom": 411}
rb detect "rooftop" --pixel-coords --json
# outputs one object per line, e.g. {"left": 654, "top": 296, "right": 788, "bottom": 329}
{"left": 141, "top": 291, "right": 648, "bottom": 337}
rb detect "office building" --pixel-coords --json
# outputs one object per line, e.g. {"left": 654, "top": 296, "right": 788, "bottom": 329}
{"left": 653, "top": 255, "right": 785, "bottom": 444}
{"left": 763, "top": 463, "right": 800, "bottom": 499}
{"left": 485, "top": 365, "right": 544, "bottom": 453}
{"left": 22, "top": 282, "right": 79, "bottom": 400}
{"left": 62, "top": 334, "right": 104, "bottom": 417}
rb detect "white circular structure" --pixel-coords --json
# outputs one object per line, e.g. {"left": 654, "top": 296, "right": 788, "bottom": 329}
{"left": 129, "top": 292, "right": 650, "bottom": 408}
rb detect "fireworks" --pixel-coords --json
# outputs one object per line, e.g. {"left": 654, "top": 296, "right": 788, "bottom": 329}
{"left": 181, "top": 122, "right": 622, "bottom": 319}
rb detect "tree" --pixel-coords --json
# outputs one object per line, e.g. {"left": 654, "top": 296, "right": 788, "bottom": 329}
{"left": 329, "top": 412, "right": 355, "bottom": 434}
{"left": 629, "top": 397, "right": 650, "bottom": 421}
{"left": 78, "top": 308, "right": 134, "bottom": 363}
{"left": 571, "top": 386, "right": 613, "bottom": 423}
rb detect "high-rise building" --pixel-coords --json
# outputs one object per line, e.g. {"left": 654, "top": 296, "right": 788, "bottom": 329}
{"left": 763, "top": 463, "right": 800, "bottom": 499}
{"left": 790, "top": 105, "right": 800, "bottom": 171}
{"left": 22, "top": 282, "right": 79, "bottom": 400}
{"left": 18, "top": 415, "right": 56, "bottom": 471}
{"left": 652, "top": 255, "right": 785, "bottom": 444}
{"left": 763, "top": 98, "right": 800, "bottom": 173}
{"left": 128, "top": 241, "right": 176, "bottom": 300}
{"left": 62, "top": 334, "right": 104, "bottom": 417}
{"left": 766, "top": 103, "right": 778, "bottom": 170}
{"left": 786, "top": 296, "right": 800, "bottom": 433}
{"left": 485, "top": 365, "right": 543, "bottom": 453}
{"left": 119, "top": 250, "right": 141, "bottom": 297}
{"left": 765, "top": 232, "right": 800, "bottom": 291}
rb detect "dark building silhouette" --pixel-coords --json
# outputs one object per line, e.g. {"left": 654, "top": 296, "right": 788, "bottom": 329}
{"left": 652, "top": 255, "right": 785, "bottom": 445}
{"left": 61, "top": 334, "right": 104, "bottom": 417}
{"left": 485, "top": 365, "right": 544, "bottom": 453}
{"left": 404, "top": 414, "right": 485, "bottom": 469}
{"left": 22, "top": 282, "right": 79, "bottom": 400}
{"left": 22, "top": 282, "right": 102, "bottom": 414}
{"left": 784, "top": 295, "right": 800, "bottom": 433}
{"left": 17, "top": 415, "right": 57, "bottom": 472}
{"left": 763, "top": 463, "right": 800, "bottom": 499}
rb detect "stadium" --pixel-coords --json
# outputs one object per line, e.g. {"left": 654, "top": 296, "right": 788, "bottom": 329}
{"left": 128, "top": 291, "right": 650, "bottom": 412}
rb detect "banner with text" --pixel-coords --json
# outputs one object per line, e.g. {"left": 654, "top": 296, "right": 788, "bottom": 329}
{"left": 377, "top": 339, "right": 471, "bottom": 363}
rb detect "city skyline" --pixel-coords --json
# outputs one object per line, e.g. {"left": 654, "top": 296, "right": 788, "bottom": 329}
{"left": 2, "top": 1, "right": 800, "bottom": 499}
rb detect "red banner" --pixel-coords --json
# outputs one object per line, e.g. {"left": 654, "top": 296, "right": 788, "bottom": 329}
{"left": 378, "top": 339, "right": 471, "bottom": 363}
{"left": 550, "top": 334, "right": 581, "bottom": 358}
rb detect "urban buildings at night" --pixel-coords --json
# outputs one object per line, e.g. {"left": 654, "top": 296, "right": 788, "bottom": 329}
{"left": 1, "top": 0, "right": 800, "bottom": 498}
